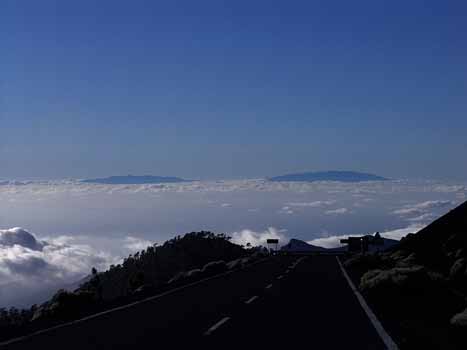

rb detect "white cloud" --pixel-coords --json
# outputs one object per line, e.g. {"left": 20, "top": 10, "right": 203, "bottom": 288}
{"left": 308, "top": 234, "right": 361, "bottom": 249}
{"left": 393, "top": 200, "right": 452, "bottom": 216}
{"left": 230, "top": 227, "right": 288, "bottom": 247}
{"left": 307, "top": 224, "right": 425, "bottom": 249}
{"left": 432, "top": 185, "right": 467, "bottom": 193}
{"left": 407, "top": 213, "right": 434, "bottom": 222}
{"left": 0, "top": 228, "right": 121, "bottom": 307}
{"left": 0, "top": 228, "right": 45, "bottom": 251}
{"left": 325, "top": 208, "right": 349, "bottom": 215}
{"left": 123, "top": 236, "right": 153, "bottom": 251}
{"left": 286, "top": 200, "right": 335, "bottom": 208}
{"left": 392, "top": 200, "right": 455, "bottom": 223}
{"left": 278, "top": 206, "right": 294, "bottom": 215}
{"left": 0, "top": 229, "right": 116, "bottom": 284}
{"left": 378, "top": 224, "right": 426, "bottom": 240}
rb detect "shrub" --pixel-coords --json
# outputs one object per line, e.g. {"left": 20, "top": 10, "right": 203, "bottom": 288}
{"left": 201, "top": 260, "right": 227, "bottom": 276}
{"left": 184, "top": 268, "right": 202, "bottom": 281}
{"left": 344, "top": 253, "right": 392, "bottom": 271}
{"left": 449, "top": 258, "right": 466, "bottom": 280}
{"left": 360, "top": 266, "right": 443, "bottom": 296}
{"left": 395, "top": 253, "right": 418, "bottom": 267}
{"left": 226, "top": 258, "right": 244, "bottom": 270}
{"left": 451, "top": 308, "right": 467, "bottom": 327}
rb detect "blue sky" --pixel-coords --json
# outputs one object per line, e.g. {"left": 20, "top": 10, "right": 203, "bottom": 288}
{"left": 1, "top": 0, "right": 466, "bottom": 180}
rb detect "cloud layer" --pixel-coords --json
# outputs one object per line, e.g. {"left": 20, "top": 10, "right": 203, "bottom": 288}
{"left": 286, "top": 201, "right": 336, "bottom": 208}
{"left": 0, "top": 178, "right": 464, "bottom": 196}
{"left": 0, "top": 178, "right": 464, "bottom": 307}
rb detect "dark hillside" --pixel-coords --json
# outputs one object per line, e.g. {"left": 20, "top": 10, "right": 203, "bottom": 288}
{"left": 0, "top": 231, "right": 246, "bottom": 343}
{"left": 345, "top": 200, "right": 467, "bottom": 349}
{"left": 81, "top": 231, "right": 245, "bottom": 301}
{"left": 397, "top": 201, "right": 467, "bottom": 273}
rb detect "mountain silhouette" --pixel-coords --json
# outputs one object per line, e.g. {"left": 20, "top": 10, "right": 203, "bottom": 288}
{"left": 281, "top": 239, "right": 328, "bottom": 252}
{"left": 269, "top": 170, "right": 387, "bottom": 182}
{"left": 81, "top": 175, "right": 187, "bottom": 184}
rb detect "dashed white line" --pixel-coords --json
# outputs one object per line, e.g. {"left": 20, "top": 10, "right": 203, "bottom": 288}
{"left": 285, "top": 269, "right": 290, "bottom": 274}
{"left": 0, "top": 257, "right": 272, "bottom": 348}
{"left": 245, "top": 296, "right": 259, "bottom": 305}
{"left": 204, "top": 317, "right": 231, "bottom": 336}
{"left": 265, "top": 283, "right": 273, "bottom": 289}
{"left": 277, "top": 275, "right": 283, "bottom": 280}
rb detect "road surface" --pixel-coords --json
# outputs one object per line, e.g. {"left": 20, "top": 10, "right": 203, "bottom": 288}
{"left": 2, "top": 255, "right": 389, "bottom": 349}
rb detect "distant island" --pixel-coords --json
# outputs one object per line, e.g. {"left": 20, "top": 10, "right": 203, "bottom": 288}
{"left": 81, "top": 175, "right": 188, "bottom": 185}
{"left": 269, "top": 170, "right": 388, "bottom": 183}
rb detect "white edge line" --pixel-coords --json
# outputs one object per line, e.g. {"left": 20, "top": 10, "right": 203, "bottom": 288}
{"left": 203, "top": 317, "right": 230, "bottom": 336}
{"left": 245, "top": 296, "right": 258, "bottom": 305}
{"left": 0, "top": 258, "right": 270, "bottom": 347}
{"left": 265, "top": 283, "right": 273, "bottom": 289}
{"left": 277, "top": 275, "right": 283, "bottom": 280}
{"left": 336, "top": 256, "right": 399, "bottom": 350}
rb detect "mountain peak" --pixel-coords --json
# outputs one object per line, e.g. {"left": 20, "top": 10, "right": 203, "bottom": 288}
{"left": 281, "top": 238, "right": 327, "bottom": 252}
{"left": 269, "top": 170, "right": 388, "bottom": 183}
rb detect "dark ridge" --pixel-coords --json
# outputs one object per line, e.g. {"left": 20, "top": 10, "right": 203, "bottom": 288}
{"left": 269, "top": 170, "right": 388, "bottom": 183}
{"left": 398, "top": 200, "right": 467, "bottom": 272}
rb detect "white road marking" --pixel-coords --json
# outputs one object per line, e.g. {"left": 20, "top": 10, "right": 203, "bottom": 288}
{"left": 336, "top": 257, "right": 399, "bottom": 350}
{"left": 285, "top": 269, "right": 290, "bottom": 274}
{"left": 277, "top": 275, "right": 283, "bottom": 280}
{"left": 204, "top": 317, "right": 231, "bottom": 336}
{"left": 265, "top": 283, "right": 273, "bottom": 289}
{"left": 245, "top": 296, "right": 259, "bottom": 304}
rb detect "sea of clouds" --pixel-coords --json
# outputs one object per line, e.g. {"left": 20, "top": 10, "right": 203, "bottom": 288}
{"left": 0, "top": 178, "right": 465, "bottom": 308}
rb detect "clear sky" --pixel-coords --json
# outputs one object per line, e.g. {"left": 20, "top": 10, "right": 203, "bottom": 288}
{"left": 1, "top": 0, "right": 466, "bottom": 180}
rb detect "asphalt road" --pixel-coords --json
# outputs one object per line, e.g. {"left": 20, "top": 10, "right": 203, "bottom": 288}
{"left": 3, "top": 255, "right": 387, "bottom": 349}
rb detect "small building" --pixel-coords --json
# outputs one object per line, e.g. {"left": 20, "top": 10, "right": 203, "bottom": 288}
{"left": 266, "top": 238, "right": 279, "bottom": 254}
{"left": 340, "top": 232, "right": 389, "bottom": 253}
